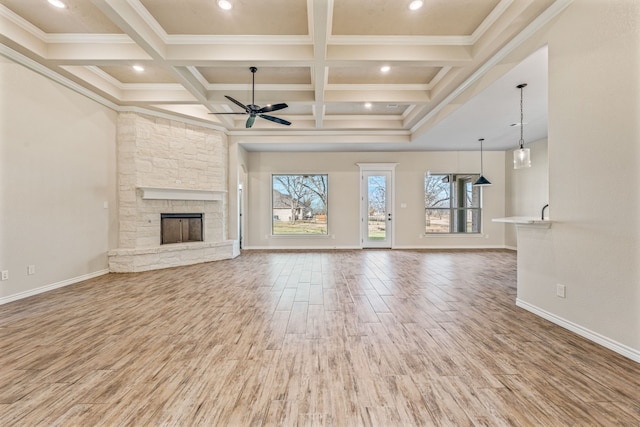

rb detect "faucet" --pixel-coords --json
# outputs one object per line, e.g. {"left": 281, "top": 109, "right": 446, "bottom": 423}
{"left": 541, "top": 204, "right": 549, "bottom": 220}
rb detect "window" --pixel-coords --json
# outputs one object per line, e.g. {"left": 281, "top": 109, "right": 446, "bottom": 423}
{"left": 425, "top": 173, "right": 481, "bottom": 234}
{"left": 272, "top": 174, "right": 328, "bottom": 235}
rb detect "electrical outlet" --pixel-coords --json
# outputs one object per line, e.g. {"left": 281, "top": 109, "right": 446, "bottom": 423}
{"left": 28, "top": 265, "right": 36, "bottom": 275}
{"left": 556, "top": 284, "right": 566, "bottom": 298}
{"left": 1, "top": 270, "right": 8, "bottom": 281}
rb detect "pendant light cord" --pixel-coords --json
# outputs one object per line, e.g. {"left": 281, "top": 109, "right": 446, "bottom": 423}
{"left": 479, "top": 138, "right": 484, "bottom": 174}
{"left": 518, "top": 84, "right": 526, "bottom": 149}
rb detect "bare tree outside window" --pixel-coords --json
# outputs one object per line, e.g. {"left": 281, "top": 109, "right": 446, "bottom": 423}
{"left": 367, "top": 175, "right": 388, "bottom": 240}
{"left": 272, "top": 174, "right": 328, "bottom": 234}
{"left": 425, "top": 173, "right": 481, "bottom": 233}
{"left": 368, "top": 176, "right": 386, "bottom": 217}
{"left": 302, "top": 175, "right": 328, "bottom": 214}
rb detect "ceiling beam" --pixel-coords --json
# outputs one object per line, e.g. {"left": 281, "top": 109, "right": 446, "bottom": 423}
{"left": 166, "top": 44, "right": 314, "bottom": 63}
{"left": 46, "top": 43, "right": 150, "bottom": 62}
{"left": 90, "top": 0, "right": 166, "bottom": 60}
{"left": 0, "top": 6, "right": 47, "bottom": 57}
{"left": 310, "top": 0, "right": 331, "bottom": 129}
{"left": 327, "top": 45, "right": 472, "bottom": 64}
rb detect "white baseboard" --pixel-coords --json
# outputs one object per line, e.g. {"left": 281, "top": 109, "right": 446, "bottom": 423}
{"left": 242, "top": 246, "right": 361, "bottom": 250}
{"left": 392, "top": 244, "right": 508, "bottom": 250}
{"left": 505, "top": 245, "right": 517, "bottom": 251}
{"left": 516, "top": 299, "right": 640, "bottom": 363}
{"left": 243, "top": 245, "right": 510, "bottom": 251}
{"left": 0, "top": 269, "right": 109, "bottom": 305}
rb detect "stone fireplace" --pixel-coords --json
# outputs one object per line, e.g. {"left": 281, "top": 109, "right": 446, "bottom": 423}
{"left": 108, "top": 113, "right": 239, "bottom": 273}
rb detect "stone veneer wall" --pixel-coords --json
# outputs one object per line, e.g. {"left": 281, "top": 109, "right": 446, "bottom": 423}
{"left": 108, "top": 112, "right": 238, "bottom": 272}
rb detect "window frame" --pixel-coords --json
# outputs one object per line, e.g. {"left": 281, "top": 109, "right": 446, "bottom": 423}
{"left": 271, "top": 174, "right": 329, "bottom": 236}
{"left": 424, "top": 173, "right": 482, "bottom": 234}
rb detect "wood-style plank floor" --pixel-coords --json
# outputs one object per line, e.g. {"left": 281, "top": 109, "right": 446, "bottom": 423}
{"left": 1, "top": 249, "right": 639, "bottom": 426}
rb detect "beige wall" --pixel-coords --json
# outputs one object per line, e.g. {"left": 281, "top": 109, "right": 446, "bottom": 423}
{"left": 0, "top": 57, "right": 118, "bottom": 303}
{"left": 244, "top": 150, "right": 505, "bottom": 249}
{"left": 504, "top": 138, "right": 549, "bottom": 248}
{"left": 513, "top": 0, "right": 640, "bottom": 360}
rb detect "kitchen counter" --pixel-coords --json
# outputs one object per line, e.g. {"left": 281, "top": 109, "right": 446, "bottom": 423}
{"left": 492, "top": 217, "right": 552, "bottom": 228}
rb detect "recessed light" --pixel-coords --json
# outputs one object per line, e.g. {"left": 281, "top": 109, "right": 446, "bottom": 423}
{"left": 409, "top": 1, "right": 424, "bottom": 11}
{"left": 364, "top": 102, "right": 372, "bottom": 109}
{"left": 380, "top": 65, "right": 391, "bottom": 73}
{"left": 132, "top": 65, "right": 145, "bottom": 72}
{"left": 217, "top": 0, "right": 233, "bottom": 10}
{"left": 48, "top": 0, "right": 67, "bottom": 8}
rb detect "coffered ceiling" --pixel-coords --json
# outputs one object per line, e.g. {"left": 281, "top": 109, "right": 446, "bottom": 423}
{"left": 0, "top": 0, "right": 571, "bottom": 151}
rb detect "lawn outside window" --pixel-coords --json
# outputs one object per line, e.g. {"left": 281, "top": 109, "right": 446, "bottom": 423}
{"left": 425, "top": 173, "right": 481, "bottom": 234}
{"left": 272, "top": 174, "right": 328, "bottom": 235}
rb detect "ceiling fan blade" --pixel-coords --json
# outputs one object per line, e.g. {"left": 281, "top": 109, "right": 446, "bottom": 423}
{"left": 246, "top": 115, "right": 256, "bottom": 128}
{"left": 208, "top": 112, "right": 247, "bottom": 115}
{"left": 225, "top": 95, "right": 249, "bottom": 112}
{"left": 258, "top": 103, "right": 288, "bottom": 114}
{"left": 259, "top": 114, "right": 291, "bottom": 126}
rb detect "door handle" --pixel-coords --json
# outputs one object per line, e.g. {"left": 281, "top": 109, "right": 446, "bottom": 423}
{"left": 387, "top": 213, "right": 392, "bottom": 221}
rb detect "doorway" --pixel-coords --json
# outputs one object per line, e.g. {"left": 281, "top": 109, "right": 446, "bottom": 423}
{"left": 238, "top": 185, "right": 243, "bottom": 249}
{"left": 358, "top": 164, "right": 396, "bottom": 248}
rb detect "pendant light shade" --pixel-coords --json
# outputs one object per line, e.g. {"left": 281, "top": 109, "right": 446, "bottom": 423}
{"left": 513, "top": 147, "right": 531, "bottom": 169}
{"left": 473, "top": 138, "right": 491, "bottom": 186}
{"left": 473, "top": 175, "right": 492, "bottom": 186}
{"left": 513, "top": 83, "right": 531, "bottom": 169}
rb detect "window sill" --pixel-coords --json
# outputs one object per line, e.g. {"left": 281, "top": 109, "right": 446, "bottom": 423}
{"left": 270, "top": 234, "right": 333, "bottom": 239}
{"left": 423, "top": 233, "right": 486, "bottom": 238}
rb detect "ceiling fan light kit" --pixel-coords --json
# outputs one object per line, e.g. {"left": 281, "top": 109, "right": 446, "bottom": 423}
{"left": 210, "top": 67, "right": 291, "bottom": 128}
{"left": 513, "top": 83, "right": 532, "bottom": 169}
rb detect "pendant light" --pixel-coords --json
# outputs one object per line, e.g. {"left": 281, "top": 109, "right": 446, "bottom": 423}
{"left": 473, "top": 138, "right": 491, "bottom": 186}
{"left": 513, "top": 83, "right": 531, "bottom": 169}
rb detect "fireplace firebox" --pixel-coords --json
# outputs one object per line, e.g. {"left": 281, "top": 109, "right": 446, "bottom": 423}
{"left": 161, "top": 213, "right": 203, "bottom": 244}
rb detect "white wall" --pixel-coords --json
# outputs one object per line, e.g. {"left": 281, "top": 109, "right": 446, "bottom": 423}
{"left": 504, "top": 138, "right": 549, "bottom": 248}
{"left": 514, "top": 0, "right": 640, "bottom": 360}
{"left": 0, "top": 57, "right": 118, "bottom": 303}
{"left": 244, "top": 150, "right": 505, "bottom": 249}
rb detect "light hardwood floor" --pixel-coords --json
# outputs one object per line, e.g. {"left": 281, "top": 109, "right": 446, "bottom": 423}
{"left": 1, "top": 249, "right": 639, "bottom": 426}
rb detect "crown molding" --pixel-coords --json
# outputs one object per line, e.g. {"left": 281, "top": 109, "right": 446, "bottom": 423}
{"left": 44, "top": 33, "right": 134, "bottom": 44}
{"left": 0, "top": 44, "right": 119, "bottom": 110}
{"left": 167, "top": 34, "right": 312, "bottom": 46}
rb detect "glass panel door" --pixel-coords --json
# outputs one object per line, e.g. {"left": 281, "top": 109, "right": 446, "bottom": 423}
{"left": 362, "top": 171, "right": 392, "bottom": 248}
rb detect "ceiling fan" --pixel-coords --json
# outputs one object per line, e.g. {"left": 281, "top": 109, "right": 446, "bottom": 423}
{"left": 210, "top": 67, "right": 291, "bottom": 128}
